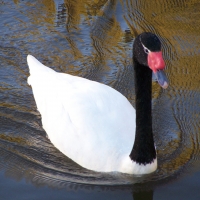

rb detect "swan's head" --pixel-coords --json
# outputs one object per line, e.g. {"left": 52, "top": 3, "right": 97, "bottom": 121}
{"left": 133, "top": 32, "right": 169, "bottom": 89}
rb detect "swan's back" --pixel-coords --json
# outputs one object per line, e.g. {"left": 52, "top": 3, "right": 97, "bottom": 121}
{"left": 27, "top": 55, "right": 136, "bottom": 173}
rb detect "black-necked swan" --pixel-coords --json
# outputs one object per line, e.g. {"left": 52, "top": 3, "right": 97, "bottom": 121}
{"left": 27, "top": 32, "right": 169, "bottom": 174}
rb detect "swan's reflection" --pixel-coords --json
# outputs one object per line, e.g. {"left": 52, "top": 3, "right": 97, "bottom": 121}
{"left": 133, "top": 190, "right": 153, "bottom": 200}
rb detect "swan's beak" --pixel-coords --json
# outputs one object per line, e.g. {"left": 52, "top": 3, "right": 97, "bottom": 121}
{"left": 148, "top": 51, "right": 169, "bottom": 89}
{"left": 154, "top": 70, "right": 169, "bottom": 89}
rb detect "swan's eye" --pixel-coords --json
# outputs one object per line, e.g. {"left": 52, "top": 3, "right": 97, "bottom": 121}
{"left": 140, "top": 40, "right": 151, "bottom": 54}
{"left": 143, "top": 47, "right": 150, "bottom": 54}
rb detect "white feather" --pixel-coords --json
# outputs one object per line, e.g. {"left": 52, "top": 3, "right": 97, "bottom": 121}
{"left": 27, "top": 55, "right": 157, "bottom": 174}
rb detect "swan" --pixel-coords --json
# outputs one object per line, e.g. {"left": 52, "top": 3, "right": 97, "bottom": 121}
{"left": 27, "top": 32, "right": 168, "bottom": 174}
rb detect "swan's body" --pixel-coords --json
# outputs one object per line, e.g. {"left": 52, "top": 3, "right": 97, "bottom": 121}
{"left": 27, "top": 32, "right": 168, "bottom": 174}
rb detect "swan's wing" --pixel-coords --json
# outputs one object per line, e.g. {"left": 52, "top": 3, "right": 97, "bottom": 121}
{"left": 27, "top": 55, "right": 136, "bottom": 172}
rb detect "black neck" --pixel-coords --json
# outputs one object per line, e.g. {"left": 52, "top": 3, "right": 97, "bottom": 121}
{"left": 129, "top": 58, "right": 156, "bottom": 165}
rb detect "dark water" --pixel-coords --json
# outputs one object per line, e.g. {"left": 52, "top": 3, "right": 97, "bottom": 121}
{"left": 0, "top": 0, "right": 200, "bottom": 199}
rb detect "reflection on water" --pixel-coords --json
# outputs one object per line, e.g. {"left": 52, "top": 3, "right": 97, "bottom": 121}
{"left": 0, "top": 0, "right": 200, "bottom": 197}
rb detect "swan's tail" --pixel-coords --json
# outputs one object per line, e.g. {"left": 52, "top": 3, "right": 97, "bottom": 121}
{"left": 27, "top": 55, "right": 54, "bottom": 85}
{"left": 27, "top": 55, "right": 58, "bottom": 115}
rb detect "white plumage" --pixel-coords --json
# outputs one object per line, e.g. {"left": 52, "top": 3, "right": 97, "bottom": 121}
{"left": 27, "top": 55, "right": 157, "bottom": 174}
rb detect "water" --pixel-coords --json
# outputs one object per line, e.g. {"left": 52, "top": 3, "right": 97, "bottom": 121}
{"left": 0, "top": 0, "right": 200, "bottom": 199}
